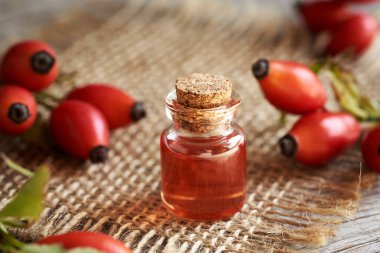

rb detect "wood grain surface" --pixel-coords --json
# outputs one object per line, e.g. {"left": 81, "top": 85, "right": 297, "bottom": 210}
{"left": 0, "top": 0, "right": 379, "bottom": 252}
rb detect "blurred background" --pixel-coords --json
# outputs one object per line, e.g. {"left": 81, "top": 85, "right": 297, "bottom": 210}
{"left": 1, "top": 0, "right": 379, "bottom": 52}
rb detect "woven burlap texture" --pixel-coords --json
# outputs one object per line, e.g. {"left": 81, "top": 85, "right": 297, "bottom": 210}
{"left": 1, "top": 0, "right": 379, "bottom": 252}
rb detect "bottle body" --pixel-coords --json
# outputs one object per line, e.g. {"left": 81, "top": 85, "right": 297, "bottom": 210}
{"left": 160, "top": 124, "right": 247, "bottom": 220}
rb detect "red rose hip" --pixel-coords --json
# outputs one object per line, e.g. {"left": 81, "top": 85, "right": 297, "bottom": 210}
{"left": 279, "top": 112, "right": 360, "bottom": 166}
{"left": 0, "top": 40, "right": 59, "bottom": 91}
{"left": 362, "top": 125, "right": 380, "bottom": 173}
{"left": 335, "top": 0, "right": 378, "bottom": 3}
{"left": 50, "top": 100, "right": 109, "bottom": 163}
{"left": 0, "top": 85, "right": 37, "bottom": 135}
{"left": 327, "top": 13, "right": 377, "bottom": 56}
{"left": 252, "top": 59, "right": 327, "bottom": 114}
{"left": 66, "top": 84, "right": 146, "bottom": 130}
{"left": 37, "top": 231, "right": 132, "bottom": 253}
{"left": 297, "top": 1, "right": 354, "bottom": 32}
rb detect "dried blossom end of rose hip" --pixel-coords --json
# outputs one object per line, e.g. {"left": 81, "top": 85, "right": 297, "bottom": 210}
{"left": 89, "top": 145, "right": 109, "bottom": 163}
{"left": 252, "top": 59, "right": 269, "bottom": 80}
{"left": 131, "top": 102, "right": 146, "bottom": 122}
{"left": 8, "top": 103, "right": 30, "bottom": 124}
{"left": 31, "top": 50, "right": 56, "bottom": 74}
{"left": 279, "top": 134, "right": 297, "bottom": 157}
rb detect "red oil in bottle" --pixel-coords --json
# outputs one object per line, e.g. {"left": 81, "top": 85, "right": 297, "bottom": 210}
{"left": 160, "top": 126, "right": 246, "bottom": 220}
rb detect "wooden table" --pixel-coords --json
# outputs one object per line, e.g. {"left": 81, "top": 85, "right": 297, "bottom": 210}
{"left": 1, "top": 0, "right": 379, "bottom": 252}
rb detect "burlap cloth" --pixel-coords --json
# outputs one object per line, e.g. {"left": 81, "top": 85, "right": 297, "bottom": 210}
{"left": 0, "top": 0, "right": 379, "bottom": 252}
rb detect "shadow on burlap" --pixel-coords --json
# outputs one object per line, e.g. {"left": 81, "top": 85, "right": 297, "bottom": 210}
{"left": 0, "top": 0, "right": 379, "bottom": 252}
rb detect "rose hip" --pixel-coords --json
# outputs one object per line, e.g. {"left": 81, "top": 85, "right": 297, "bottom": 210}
{"left": 50, "top": 100, "right": 109, "bottom": 163}
{"left": 335, "top": 0, "right": 378, "bottom": 3}
{"left": 252, "top": 59, "right": 327, "bottom": 114}
{"left": 66, "top": 84, "right": 146, "bottom": 130}
{"left": 38, "top": 231, "right": 132, "bottom": 253}
{"left": 297, "top": 1, "right": 353, "bottom": 32}
{"left": 0, "top": 85, "right": 37, "bottom": 135}
{"left": 362, "top": 125, "right": 380, "bottom": 173}
{"left": 279, "top": 112, "right": 360, "bottom": 166}
{"left": 0, "top": 40, "right": 59, "bottom": 91}
{"left": 327, "top": 13, "right": 377, "bottom": 56}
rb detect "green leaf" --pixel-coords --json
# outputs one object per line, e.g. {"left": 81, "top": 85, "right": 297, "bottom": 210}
{"left": 279, "top": 111, "right": 287, "bottom": 126}
{"left": 0, "top": 221, "right": 8, "bottom": 233}
{"left": 340, "top": 93, "right": 369, "bottom": 119}
{"left": 343, "top": 72, "right": 361, "bottom": 102}
{"left": 22, "top": 245, "right": 103, "bottom": 253}
{"left": 1, "top": 154, "right": 33, "bottom": 178}
{"left": 0, "top": 228, "right": 24, "bottom": 249}
{"left": 328, "top": 69, "right": 370, "bottom": 120}
{"left": 22, "top": 244, "right": 64, "bottom": 253}
{"left": 21, "top": 115, "right": 53, "bottom": 151}
{"left": 0, "top": 244, "right": 16, "bottom": 253}
{"left": 327, "top": 64, "right": 380, "bottom": 122}
{"left": 310, "top": 62, "right": 325, "bottom": 74}
{"left": 360, "top": 97, "right": 380, "bottom": 120}
{"left": 0, "top": 166, "right": 50, "bottom": 228}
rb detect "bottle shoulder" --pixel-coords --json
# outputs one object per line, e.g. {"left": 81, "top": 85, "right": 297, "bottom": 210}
{"left": 161, "top": 124, "right": 245, "bottom": 141}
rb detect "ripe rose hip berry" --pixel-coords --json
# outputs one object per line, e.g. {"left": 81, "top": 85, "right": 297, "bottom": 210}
{"left": 335, "top": 0, "right": 378, "bottom": 3}
{"left": 361, "top": 126, "right": 380, "bottom": 173}
{"left": 0, "top": 85, "right": 37, "bottom": 135}
{"left": 38, "top": 231, "right": 133, "bottom": 253}
{"left": 297, "top": 1, "right": 353, "bottom": 32}
{"left": 252, "top": 59, "right": 327, "bottom": 114}
{"left": 327, "top": 13, "right": 377, "bottom": 56}
{"left": 50, "top": 100, "right": 110, "bottom": 163}
{"left": 66, "top": 84, "right": 146, "bottom": 130}
{"left": 279, "top": 112, "right": 360, "bottom": 166}
{"left": 0, "top": 40, "right": 59, "bottom": 91}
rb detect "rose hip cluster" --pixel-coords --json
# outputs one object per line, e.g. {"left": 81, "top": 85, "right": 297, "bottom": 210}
{"left": 298, "top": 0, "right": 378, "bottom": 56}
{"left": 252, "top": 59, "right": 380, "bottom": 172}
{"left": 0, "top": 40, "right": 58, "bottom": 135}
{"left": 53, "top": 85, "right": 146, "bottom": 163}
{"left": 0, "top": 40, "right": 146, "bottom": 163}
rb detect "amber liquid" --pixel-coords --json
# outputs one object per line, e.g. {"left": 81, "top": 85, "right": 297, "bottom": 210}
{"left": 160, "top": 126, "right": 247, "bottom": 221}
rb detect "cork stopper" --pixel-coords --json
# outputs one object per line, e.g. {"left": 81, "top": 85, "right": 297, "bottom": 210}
{"left": 175, "top": 73, "right": 232, "bottom": 109}
{"left": 171, "top": 73, "right": 236, "bottom": 134}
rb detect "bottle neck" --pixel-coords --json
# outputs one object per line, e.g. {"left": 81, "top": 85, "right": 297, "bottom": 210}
{"left": 165, "top": 90, "right": 241, "bottom": 137}
{"left": 171, "top": 117, "right": 234, "bottom": 137}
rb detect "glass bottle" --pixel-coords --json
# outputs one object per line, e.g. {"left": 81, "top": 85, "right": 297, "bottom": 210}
{"left": 160, "top": 88, "right": 247, "bottom": 221}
